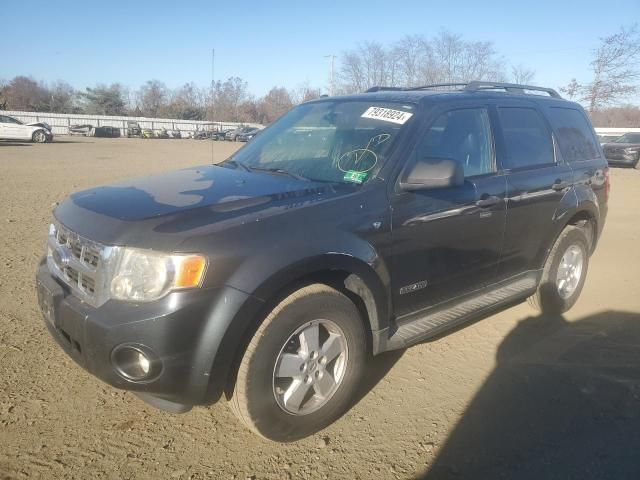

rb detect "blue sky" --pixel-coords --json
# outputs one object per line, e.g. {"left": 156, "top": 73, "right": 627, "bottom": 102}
{"left": 1, "top": 0, "right": 638, "bottom": 97}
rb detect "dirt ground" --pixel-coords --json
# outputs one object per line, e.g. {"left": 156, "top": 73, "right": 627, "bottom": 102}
{"left": 1, "top": 137, "right": 639, "bottom": 479}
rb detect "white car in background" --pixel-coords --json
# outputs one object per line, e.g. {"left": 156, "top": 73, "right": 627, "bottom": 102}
{"left": 0, "top": 115, "right": 53, "bottom": 142}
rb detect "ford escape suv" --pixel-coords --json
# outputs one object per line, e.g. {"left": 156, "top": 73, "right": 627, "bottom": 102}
{"left": 36, "top": 81, "right": 609, "bottom": 441}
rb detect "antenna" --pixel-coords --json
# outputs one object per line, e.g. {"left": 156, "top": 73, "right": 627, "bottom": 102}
{"left": 211, "top": 48, "right": 215, "bottom": 165}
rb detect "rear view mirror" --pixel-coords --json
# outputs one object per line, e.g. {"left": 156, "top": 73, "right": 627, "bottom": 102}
{"left": 400, "top": 158, "right": 464, "bottom": 191}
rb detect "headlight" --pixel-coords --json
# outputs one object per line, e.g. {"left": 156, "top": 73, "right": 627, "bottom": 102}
{"left": 110, "top": 248, "right": 207, "bottom": 302}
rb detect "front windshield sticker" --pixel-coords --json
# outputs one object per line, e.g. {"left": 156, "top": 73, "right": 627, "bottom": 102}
{"left": 343, "top": 170, "right": 368, "bottom": 184}
{"left": 361, "top": 106, "right": 413, "bottom": 125}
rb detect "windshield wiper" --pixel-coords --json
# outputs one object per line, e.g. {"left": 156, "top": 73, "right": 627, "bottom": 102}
{"left": 248, "top": 166, "right": 310, "bottom": 181}
{"left": 220, "top": 159, "right": 251, "bottom": 172}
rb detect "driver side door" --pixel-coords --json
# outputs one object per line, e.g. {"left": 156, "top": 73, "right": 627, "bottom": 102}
{"left": 390, "top": 106, "right": 507, "bottom": 318}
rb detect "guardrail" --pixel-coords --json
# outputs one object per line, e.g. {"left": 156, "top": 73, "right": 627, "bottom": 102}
{"left": 594, "top": 127, "right": 640, "bottom": 135}
{"left": 0, "top": 110, "right": 263, "bottom": 136}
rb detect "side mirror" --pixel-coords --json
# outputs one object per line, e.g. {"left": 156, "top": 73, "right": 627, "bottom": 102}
{"left": 399, "top": 157, "right": 464, "bottom": 191}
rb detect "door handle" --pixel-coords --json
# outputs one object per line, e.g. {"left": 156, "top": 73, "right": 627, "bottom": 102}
{"left": 552, "top": 180, "right": 571, "bottom": 191}
{"left": 476, "top": 195, "right": 501, "bottom": 208}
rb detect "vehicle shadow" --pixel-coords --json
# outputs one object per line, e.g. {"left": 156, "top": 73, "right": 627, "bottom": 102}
{"left": 0, "top": 142, "right": 31, "bottom": 147}
{"left": 418, "top": 309, "right": 640, "bottom": 480}
{"left": 352, "top": 349, "right": 405, "bottom": 406}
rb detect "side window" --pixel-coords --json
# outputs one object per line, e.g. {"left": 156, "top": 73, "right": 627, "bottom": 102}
{"left": 0, "top": 116, "right": 7, "bottom": 123}
{"left": 416, "top": 108, "right": 494, "bottom": 177}
{"left": 498, "top": 107, "right": 554, "bottom": 169}
{"left": 547, "top": 107, "right": 600, "bottom": 162}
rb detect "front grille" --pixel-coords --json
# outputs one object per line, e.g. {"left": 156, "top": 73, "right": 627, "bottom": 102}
{"left": 47, "top": 222, "right": 108, "bottom": 306}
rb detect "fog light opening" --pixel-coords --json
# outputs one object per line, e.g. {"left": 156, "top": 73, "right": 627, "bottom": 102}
{"left": 138, "top": 352, "right": 150, "bottom": 375}
{"left": 112, "top": 345, "right": 159, "bottom": 381}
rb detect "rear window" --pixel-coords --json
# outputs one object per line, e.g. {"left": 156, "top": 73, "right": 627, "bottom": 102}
{"left": 548, "top": 107, "right": 600, "bottom": 162}
{"left": 498, "top": 107, "right": 554, "bottom": 169}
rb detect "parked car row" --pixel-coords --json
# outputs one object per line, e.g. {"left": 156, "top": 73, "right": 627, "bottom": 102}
{"left": 0, "top": 114, "right": 53, "bottom": 142}
{"left": 601, "top": 132, "right": 640, "bottom": 169}
{"left": 1, "top": 114, "right": 265, "bottom": 144}
{"left": 191, "top": 126, "right": 262, "bottom": 142}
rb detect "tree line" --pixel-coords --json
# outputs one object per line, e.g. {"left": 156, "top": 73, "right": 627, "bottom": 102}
{"left": 1, "top": 26, "right": 638, "bottom": 125}
{"left": 0, "top": 76, "right": 321, "bottom": 125}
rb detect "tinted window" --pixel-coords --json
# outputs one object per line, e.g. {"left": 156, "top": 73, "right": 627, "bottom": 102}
{"left": 498, "top": 107, "right": 554, "bottom": 169}
{"left": 416, "top": 108, "right": 494, "bottom": 177}
{"left": 548, "top": 107, "right": 600, "bottom": 162}
{"left": 614, "top": 133, "right": 640, "bottom": 143}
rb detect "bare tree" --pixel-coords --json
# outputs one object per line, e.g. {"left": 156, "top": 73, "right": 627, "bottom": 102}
{"left": 560, "top": 78, "right": 582, "bottom": 100}
{"left": 510, "top": 64, "right": 536, "bottom": 84}
{"left": 257, "top": 87, "right": 294, "bottom": 124}
{"left": 339, "top": 41, "right": 395, "bottom": 93}
{"left": 137, "top": 80, "right": 169, "bottom": 117}
{"left": 2, "top": 76, "right": 50, "bottom": 111}
{"left": 166, "top": 82, "right": 206, "bottom": 120}
{"left": 289, "top": 82, "right": 322, "bottom": 104}
{"left": 212, "top": 77, "right": 249, "bottom": 122}
{"left": 584, "top": 24, "right": 640, "bottom": 112}
{"left": 340, "top": 31, "right": 509, "bottom": 93}
{"left": 393, "top": 35, "right": 429, "bottom": 87}
{"left": 48, "top": 81, "right": 76, "bottom": 113}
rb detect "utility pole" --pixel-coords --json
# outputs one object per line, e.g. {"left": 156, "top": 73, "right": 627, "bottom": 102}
{"left": 210, "top": 48, "right": 215, "bottom": 123}
{"left": 211, "top": 48, "right": 215, "bottom": 164}
{"left": 324, "top": 54, "right": 336, "bottom": 96}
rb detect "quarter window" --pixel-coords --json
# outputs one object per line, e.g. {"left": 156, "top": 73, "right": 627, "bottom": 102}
{"left": 416, "top": 108, "right": 494, "bottom": 177}
{"left": 548, "top": 107, "right": 600, "bottom": 162}
{"left": 498, "top": 107, "right": 554, "bottom": 169}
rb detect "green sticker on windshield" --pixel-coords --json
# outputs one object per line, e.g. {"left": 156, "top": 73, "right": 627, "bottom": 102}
{"left": 343, "top": 170, "right": 368, "bottom": 184}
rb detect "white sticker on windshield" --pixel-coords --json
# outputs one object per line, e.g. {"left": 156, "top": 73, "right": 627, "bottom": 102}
{"left": 361, "top": 107, "right": 413, "bottom": 125}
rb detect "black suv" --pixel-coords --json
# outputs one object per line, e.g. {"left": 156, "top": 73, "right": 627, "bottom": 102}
{"left": 36, "top": 81, "right": 609, "bottom": 441}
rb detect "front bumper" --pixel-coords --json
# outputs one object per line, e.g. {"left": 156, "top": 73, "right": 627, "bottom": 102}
{"left": 36, "top": 260, "right": 258, "bottom": 410}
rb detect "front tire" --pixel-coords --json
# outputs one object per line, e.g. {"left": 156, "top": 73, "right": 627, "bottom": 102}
{"left": 529, "top": 225, "right": 590, "bottom": 314}
{"left": 32, "top": 130, "right": 47, "bottom": 143}
{"left": 228, "top": 284, "right": 366, "bottom": 442}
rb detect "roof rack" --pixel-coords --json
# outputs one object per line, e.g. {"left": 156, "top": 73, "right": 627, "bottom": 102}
{"left": 464, "top": 81, "right": 561, "bottom": 98}
{"left": 365, "top": 81, "right": 561, "bottom": 98}
{"left": 365, "top": 86, "right": 404, "bottom": 93}
{"left": 405, "top": 83, "right": 469, "bottom": 92}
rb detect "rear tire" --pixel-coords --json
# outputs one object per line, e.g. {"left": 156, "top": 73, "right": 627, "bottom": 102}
{"left": 529, "top": 226, "right": 589, "bottom": 314}
{"left": 228, "top": 284, "right": 366, "bottom": 442}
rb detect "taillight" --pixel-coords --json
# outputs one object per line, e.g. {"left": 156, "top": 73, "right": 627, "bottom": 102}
{"left": 604, "top": 168, "right": 610, "bottom": 203}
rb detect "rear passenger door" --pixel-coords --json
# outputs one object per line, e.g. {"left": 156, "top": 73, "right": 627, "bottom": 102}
{"left": 495, "top": 103, "right": 574, "bottom": 279}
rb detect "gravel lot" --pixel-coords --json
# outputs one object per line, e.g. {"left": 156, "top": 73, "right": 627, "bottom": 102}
{"left": 1, "top": 137, "right": 639, "bottom": 479}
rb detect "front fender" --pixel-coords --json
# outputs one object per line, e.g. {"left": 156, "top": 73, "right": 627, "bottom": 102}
{"left": 228, "top": 241, "right": 392, "bottom": 333}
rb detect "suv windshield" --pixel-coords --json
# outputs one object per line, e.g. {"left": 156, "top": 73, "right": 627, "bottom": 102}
{"left": 225, "top": 100, "right": 416, "bottom": 184}
{"left": 614, "top": 133, "right": 640, "bottom": 143}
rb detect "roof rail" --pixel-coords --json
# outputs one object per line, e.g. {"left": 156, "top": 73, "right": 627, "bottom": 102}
{"left": 364, "top": 81, "right": 562, "bottom": 98}
{"left": 405, "top": 83, "right": 469, "bottom": 91}
{"left": 464, "top": 81, "right": 561, "bottom": 98}
{"left": 365, "top": 86, "right": 404, "bottom": 93}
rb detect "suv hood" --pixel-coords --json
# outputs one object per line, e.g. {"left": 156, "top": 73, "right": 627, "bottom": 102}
{"left": 54, "top": 165, "right": 354, "bottom": 249}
